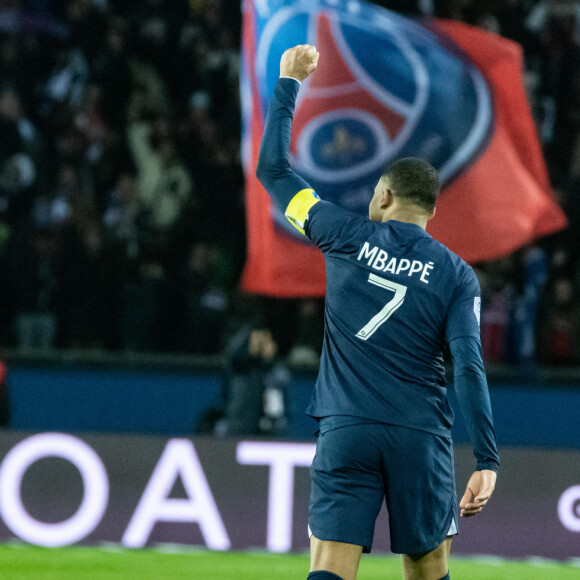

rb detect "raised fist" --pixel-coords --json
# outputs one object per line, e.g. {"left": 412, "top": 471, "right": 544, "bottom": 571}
{"left": 280, "top": 44, "right": 319, "bottom": 82}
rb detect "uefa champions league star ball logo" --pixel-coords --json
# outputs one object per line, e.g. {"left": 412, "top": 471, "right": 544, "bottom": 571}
{"left": 254, "top": 0, "right": 493, "bottom": 234}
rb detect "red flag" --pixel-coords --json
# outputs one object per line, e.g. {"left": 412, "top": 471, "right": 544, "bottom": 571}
{"left": 427, "top": 20, "right": 567, "bottom": 262}
{"left": 241, "top": 2, "right": 567, "bottom": 297}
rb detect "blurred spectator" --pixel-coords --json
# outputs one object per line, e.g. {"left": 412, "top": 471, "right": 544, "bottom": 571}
{"left": 177, "top": 90, "right": 244, "bottom": 268}
{"left": 526, "top": 0, "right": 580, "bottom": 174}
{"left": 181, "top": 241, "right": 229, "bottom": 354}
{"left": 509, "top": 247, "right": 548, "bottom": 376}
{"left": 479, "top": 258, "right": 517, "bottom": 363}
{"left": 0, "top": 35, "right": 30, "bottom": 101}
{"left": 32, "top": 162, "right": 91, "bottom": 228}
{"left": 127, "top": 98, "right": 193, "bottom": 235}
{"left": 120, "top": 251, "right": 166, "bottom": 352}
{"left": 218, "top": 324, "right": 290, "bottom": 437}
{"left": 58, "top": 220, "right": 123, "bottom": 348}
{"left": 555, "top": 61, "right": 580, "bottom": 177}
{"left": 63, "top": 0, "right": 107, "bottom": 63}
{"left": 168, "top": 24, "right": 212, "bottom": 109}
{"left": 91, "top": 17, "right": 133, "bottom": 127}
{"left": 102, "top": 171, "right": 140, "bottom": 246}
{"left": 539, "top": 277, "right": 580, "bottom": 363}
{"left": 44, "top": 47, "right": 89, "bottom": 110}
{"left": 0, "top": 86, "right": 37, "bottom": 221}
{"left": 73, "top": 84, "right": 109, "bottom": 166}
{"left": 3, "top": 227, "right": 59, "bottom": 351}
{"left": 287, "top": 299, "right": 324, "bottom": 366}
{"left": 0, "top": 87, "right": 38, "bottom": 150}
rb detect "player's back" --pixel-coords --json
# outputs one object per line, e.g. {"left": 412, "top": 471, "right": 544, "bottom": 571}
{"left": 305, "top": 201, "right": 480, "bottom": 436}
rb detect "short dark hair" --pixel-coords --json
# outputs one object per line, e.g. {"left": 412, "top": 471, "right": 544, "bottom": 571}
{"left": 380, "top": 157, "right": 440, "bottom": 212}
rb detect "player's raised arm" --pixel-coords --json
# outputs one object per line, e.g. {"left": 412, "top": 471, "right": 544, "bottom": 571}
{"left": 256, "top": 45, "right": 321, "bottom": 235}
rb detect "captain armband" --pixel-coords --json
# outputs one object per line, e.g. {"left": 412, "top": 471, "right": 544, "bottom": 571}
{"left": 284, "top": 188, "right": 320, "bottom": 235}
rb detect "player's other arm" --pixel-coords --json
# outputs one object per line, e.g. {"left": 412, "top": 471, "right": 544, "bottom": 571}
{"left": 449, "top": 335, "right": 499, "bottom": 473}
{"left": 256, "top": 45, "right": 321, "bottom": 234}
{"left": 445, "top": 268, "right": 499, "bottom": 517}
{"left": 449, "top": 335, "right": 499, "bottom": 517}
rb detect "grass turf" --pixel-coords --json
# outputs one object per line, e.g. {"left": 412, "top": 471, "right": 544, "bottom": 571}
{"left": 0, "top": 544, "right": 577, "bottom": 579}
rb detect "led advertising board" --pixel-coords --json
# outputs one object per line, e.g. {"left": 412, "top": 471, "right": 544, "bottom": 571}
{"left": 0, "top": 432, "right": 578, "bottom": 559}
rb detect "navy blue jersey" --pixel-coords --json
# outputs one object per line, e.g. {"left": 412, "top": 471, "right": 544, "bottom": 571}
{"left": 305, "top": 201, "right": 481, "bottom": 437}
{"left": 257, "top": 77, "right": 498, "bottom": 470}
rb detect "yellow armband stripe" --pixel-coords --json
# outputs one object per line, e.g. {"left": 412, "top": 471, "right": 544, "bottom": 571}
{"left": 284, "top": 188, "right": 320, "bottom": 235}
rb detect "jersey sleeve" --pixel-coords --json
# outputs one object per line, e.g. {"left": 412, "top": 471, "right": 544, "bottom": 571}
{"left": 256, "top": 78, "right": 320, "bottom": 226}
{"left": 304, "top": 200, "right": 373, "bottom": 254}
{"left": 444, "top": 265, "right": 482, "bottom": 343}
{"left": 449, "top": 335, "right": 500, "bottom": 471}
{"left": 446, "top": 265, "right": 499, "bottom": 472}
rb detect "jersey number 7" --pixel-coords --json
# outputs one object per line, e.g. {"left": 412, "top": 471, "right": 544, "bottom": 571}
{"left": 356, "top": 274, "right": 407, "bottom": 341}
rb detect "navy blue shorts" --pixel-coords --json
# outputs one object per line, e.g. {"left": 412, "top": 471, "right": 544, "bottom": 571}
{"left": 308, "top": 420, "right": 458, "bottom": 554}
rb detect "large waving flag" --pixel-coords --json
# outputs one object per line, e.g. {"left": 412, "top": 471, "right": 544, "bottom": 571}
{"left": 241, "top": 0, "right": 567, "bottom": 297}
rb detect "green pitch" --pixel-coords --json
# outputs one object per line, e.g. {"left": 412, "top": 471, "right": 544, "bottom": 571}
{"left": 0, "top": 544, "right": 578, "bottom": 579}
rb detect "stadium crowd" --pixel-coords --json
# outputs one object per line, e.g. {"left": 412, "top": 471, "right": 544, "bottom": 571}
{"left": 0, "top": 0, "right": 579, "bottom": 367}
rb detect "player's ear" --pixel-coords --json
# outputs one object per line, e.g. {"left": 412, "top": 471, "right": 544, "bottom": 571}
{"left": 428, "top": 206, "right": 436, "bottom": 220}
{"left": 380, "top": 188, "right": 393, "bottom": 209}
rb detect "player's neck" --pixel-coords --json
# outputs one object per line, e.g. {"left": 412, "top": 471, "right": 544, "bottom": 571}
{"left": 382, "top": 208, "right": 429, "bottom": 230}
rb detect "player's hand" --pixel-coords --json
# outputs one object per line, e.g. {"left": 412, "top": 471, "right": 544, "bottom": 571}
{"left": 280, "top": 45, "right": 319, "bottom": 82}
{"left": 459, "top": 469, "right": 496, "bottom": 518}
